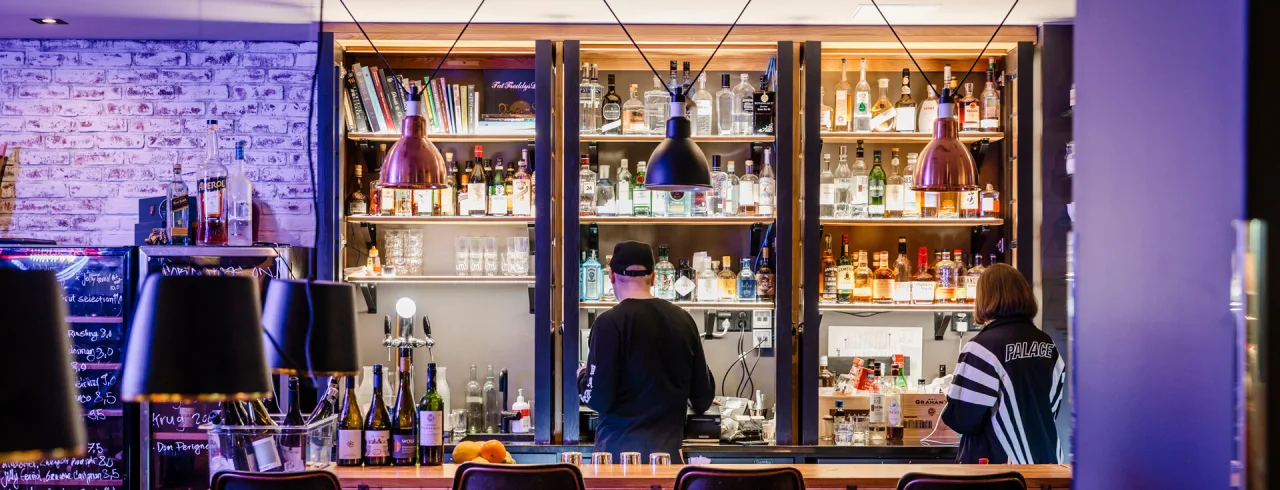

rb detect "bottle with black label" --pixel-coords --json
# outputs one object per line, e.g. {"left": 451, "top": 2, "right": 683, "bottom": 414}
{"left": 752, "top": 74, "right": 775, "bottom": 135}
{"left": 391, "top": 348, "right": 417, "bottom": 466}
{"left": 336, "top": 376, "right": 364, "bottom": 467}
{"left": 601, "top": 74, "right": 623, "bottom": 135}
{"left": 364, "top": 364, "right": 391, "bottom": 466}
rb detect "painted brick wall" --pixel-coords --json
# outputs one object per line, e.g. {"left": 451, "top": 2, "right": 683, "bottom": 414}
{"left": 0, "top": 39, "right": 319, "bottom": 246}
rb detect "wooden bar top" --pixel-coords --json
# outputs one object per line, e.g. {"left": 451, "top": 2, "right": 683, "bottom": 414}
{"left": 335, "top": 463, "right": 1072, "bottom": 489}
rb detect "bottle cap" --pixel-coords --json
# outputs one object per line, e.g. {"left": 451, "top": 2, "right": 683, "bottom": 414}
{"left": 516, "top": 389, "right": 526, "bottom": 403}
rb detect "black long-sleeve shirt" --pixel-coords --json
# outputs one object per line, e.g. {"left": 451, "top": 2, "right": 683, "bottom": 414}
{"left": 941, "top": 315, "right": 1065, "bottom": 464}
{"left": 577, "top": 298, "right": 715, "bottom": 460}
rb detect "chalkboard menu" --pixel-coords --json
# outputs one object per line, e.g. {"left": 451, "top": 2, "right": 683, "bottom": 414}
{"left": 0, "top": 247, "right": 135, "bottom": 490}
{"left": 138, "top": 246, "right": 294, "bottom": 490}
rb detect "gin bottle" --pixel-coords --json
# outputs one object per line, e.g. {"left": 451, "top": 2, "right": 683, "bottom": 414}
{"left": 578, "top": 155, "right": 597, "bottom": 216}
{"left": 666, "top": 190, "right": 690, "bottom": 217}
{"left": 739, "top": 160, "right": 759, "bottom": 216}
{"left": 708, "top": 155, "right": 727, "bottom": 216}
{"left": 655, "top": 245, "right": 677, "bottom": 300}
{"left": 723, "top": 161, "right": 740, "bottom": 216}
{"left": 582, "top": 251, "right": 603, "bottom": 301}
{"left": 615, "top": 160, "right": 633, "bottom": 216}
{"left": 623, "top": 84, "right": 646, "bottom": 135}
{"left": 980, "top": 57, "right": 1001, "bottom": 131}
{"left": 853, "top": 58, "right": 872, "bottom": 132}
{"left": 758, "top": 148, "right": 776, "bottom": 217}
{"left": 632, "top": 161, "right": 651, "bottom": 216}
{"left": 737, "top": 257, "right": 757, "bottom": 302}
{"left": 594, "top": 164, "right": 615, "bottom": 217}
{"left": 697, "top": 259, "right": 719, "bottom": 302}
{"left": 644, "top": 76, "right": 670, "bottom": 135}
{"left": 731, "top": 74, "right": 755, "bottom": 135}
{"left": 674, "top": 258, "right": 696, "bottom": 302}
{"left": 601, "top": 74, "right": 623, "bottom": 135}
{"left": 692, "top": 74, "right": 714, "bottom": 136}
{"left": 715, "top": 74, "right": 734, "bottom": 135}
{"left": 833, "top": 146, "right": 853, "bottom": 218}
{"left": 819, "top": 154, "right": 835, "bottom": 218}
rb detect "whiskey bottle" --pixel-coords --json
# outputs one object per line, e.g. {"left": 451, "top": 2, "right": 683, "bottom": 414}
{"left": 870, "top": 79, "right": 897, "bottom": 132}
{"left": 833, "top": 58, "right": 852, "bottom": 131}
{"left": 893, "top": 238, "right": 912, "bottom": 304}
{"left": 873, "top": 252, "right": 895, "bottom": 303}
{"left": 980, "top": 182, "right": 1000, "bottom": 217}
{"left": 852, "top": 251, "right": 872, "bottom": 303}
{"left": 960, "top": 183, "right": 980, "bottom": 218}
{"left": 601, "top": 74, "right": 623, "bottom": 135}
{"left": 868, "top": 150, "right": 886, "bottom": 218}
{"left": 894, "top": 68, "right": 917, "bottom": 132}
{"left": 378, "top": 144, "right": 395, "bottom": 216}
{"left": 939, "top": 190, "right": 959, "bottom": 219}
{"left": 952, "top": 250, "right": 968, "bottom": 303}
{"left": 961, "top": 83, "right": 981, "bottom": 131}
{"left": 819, "top": 356, "right": 836, "bottom": 394}
{"left": 935, "top": 251, "right": 958, "bottom": 303}
{"left": 836, "top": 235, "right": 854, "bottom": 303}
{"left": 963, "top": 254, "right": 985, "bottom": 303}
{"left": 755, "top": 245, "right": 775, "bottom": 301}
{"left": 910, "top": 247, "right": 936, "bottom": 304}
{"left": 821, "top": 234, "right": 838, "bottom": 303}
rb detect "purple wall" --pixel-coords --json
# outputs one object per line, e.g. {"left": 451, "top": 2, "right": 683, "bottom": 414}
{"left": 1074, "top": 0, "right": 1244, "bottom": 487}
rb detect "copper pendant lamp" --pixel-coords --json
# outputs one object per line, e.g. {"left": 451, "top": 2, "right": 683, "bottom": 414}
{"left": 912, "top": 87, "right": 978, "bottom": 192}
{"left": 379, "top": 85, "right": 448, "bottom": 189}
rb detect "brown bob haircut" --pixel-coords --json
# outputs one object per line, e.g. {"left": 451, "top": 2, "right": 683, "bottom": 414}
{"left": 974, "top": 263, "right": 1038, "bottom": 324}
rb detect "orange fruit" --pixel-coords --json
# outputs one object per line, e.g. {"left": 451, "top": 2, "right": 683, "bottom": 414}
{"left": 452, "top": 441, "right": 482, "bottom": 462}
{"left": 480, "top": 440, "right": 507, "bottom": 463}
{"left": 469, "top": 457, "right": 489, "bottom": 464}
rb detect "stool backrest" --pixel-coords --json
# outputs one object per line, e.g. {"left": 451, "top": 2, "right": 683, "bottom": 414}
{"left": 211, "top": 470, "right": 342, "bottom": 490}
{"left": 452, "top": 462, "right": 586, "bottom": 490}
{"left": 673, "top": 465, "right": 805, "bottom": 490}
{"left": 897, "top": 471, "right": 1027, "bottom": 490}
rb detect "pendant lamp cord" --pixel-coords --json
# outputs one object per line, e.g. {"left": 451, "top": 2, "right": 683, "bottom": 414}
{"left": 337, "top": 0, "right": 486, "bottom": 90}
{"left": 868, "top": 0, "right": 1018, "bottom": 93}
{"left": 601, "top": 0, "right": 754, "bottom": 98}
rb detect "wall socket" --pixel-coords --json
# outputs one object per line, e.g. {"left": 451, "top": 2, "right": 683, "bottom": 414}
{"left": 751, "top": 309, "right": 774, "bottom": 349}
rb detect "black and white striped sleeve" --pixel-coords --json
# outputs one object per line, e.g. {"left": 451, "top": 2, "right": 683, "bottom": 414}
{"left": 1049, "top": 355, "right": 1066, "bottom": 417}
{"left": 942, "top": 341, "right": 1002, "bottom": 435}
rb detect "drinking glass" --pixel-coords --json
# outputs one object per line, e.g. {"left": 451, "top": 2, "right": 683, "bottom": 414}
{"left": 513, "top": 236, "right": 530, "bottom": 275}
{"left": 468, "top": 237, "right": 483, "bottom": 275}
{"left": 590, "top": 453, "right": 612, "bottom": 465}
{"left": 834, "top": 417, "right": 854, "bottom": 446}
{"left": 619, "top": 451, "right": 641, "bottom": 468}
{"left": 454, "top": 237, "right": 470, "bottom": 276}
{"left": 851, "top": 414, "right": 867, "bottom": 444}
{"left": 499, "top": 253, "right": 509, "bottom": 276}
{"left": 450, "top": 410, "right": 468, "bottom": 439}
{"left": 561, "top": 452, "right": 583, "bottom": 465}
{"left": 483, "top": 237, "right": 497, "bottom": 276}
{"left": 649, "top": 452, "right": 671, "bottom": 467}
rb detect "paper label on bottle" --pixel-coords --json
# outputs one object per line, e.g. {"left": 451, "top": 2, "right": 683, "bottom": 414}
{"left": 739, "top": 182, "right": 756, "bottom": 206}
{"left": 252, "top": 437, "right": 282, "bottom": 471}
{"left": 338, "top": 429, "right": 363, "bottom": 460}
{"left": 820, "top": 184, "right": 836, "bottom": 205}
{"left": 869, "top": 179, "right": 884, "bottom": 200}
{"left": 964, "top": 103, "right": 981, "bottom": 127}
{"left": 741, "top": 98, "right": 753, "bottom": 113}
{"left": 896, "top": 107, "right": 917, "bottom": 132}
{"left": 853, "top": 176, "right": 869, "bottom": 204}
{"left": 381, "top": 189, "right": 396, "bottom": 215}
{"left": 365, "top": 430, "right": 390, "bottom": 458}
{"left": 198, "top": 177, "right": 226, "bottom": 218}
{"left": 738, "top": 280, "right": 756, "bottom": 300}
{"left": 513, "top": 181, "right": 531, "bottom": 216}
{"left": 821, "top": 108, "right": 833, "bottom": 130}
{"left": 392, "top": 433, "right": 416, "bottom": 459}
{"left": 869, "top": 394, "right": 885, "bottom": 423}
{"left": 924, "top": 192, "right": 939, "bottom": 207}
{"left": 981, "top": 118, "right": 998, "bottom": 129}
{"left": 870, "top": 107, "right": 897, "bottom": 130}
{"left": 466, "top": 183, "right": 485, "bottom": 212}
{"left": 413, "top": 189, "right": 431, "bottom": 215}
{"left": 962, "top": 191, "right": 979, "bottom": 210}
{"left": 837, "top": 267, "right": 853, "bottom": 292}
{"left": 834, "top": 90, "right": 849, "bottom": 127}
{"left": 756, "top": 273, "right": 775, "bottom": 297}
{"left": 855, "top": 92, "right": 870, "bottom": 116}
{"left": 919, "top": 107, "right": 938, "bottom": 135}
{"left": 675, "top": 276, "right": 696, "bottom": 297}
{"left": 823, "top": 267, "right": 838, "bottom": 295}
{"left": 581, "top": 180, "right": 596, "bottom": 197}
{"left": 603, "top": 103, "right": 621, "bottom": 121}
{"left": 282, "top": 445, "right": 305, "bottom": 472}
{"left": 489, "top": 193, "right": 508, "bottom": 216}
{"left": 696, "top": 100, "right": 713, "bottom": 128}
{"left": 633, "top": 188, "right": 650, "bottom": 212}
{"left": 887, "top": 396, "right": 902, "bottom": 426}
{"left": 894, "top": 282, "right": 913, "bottom": 303}
{"left": 981, "top": 197, "right": 995, "bottom": 213}
{"left": 656, "top": 271, "right": 675, "bottom": 295}
{"left": 912, "top": 282, "right": 936, "bottom": 303}
{"left": 885, "top": 185, "right": 903, "bottom": 211}
{"left": 698, "top": 279, "right": 719, "bottom": 302}
{"left": 873, "top": 279, "right": 894, "bottom": 300}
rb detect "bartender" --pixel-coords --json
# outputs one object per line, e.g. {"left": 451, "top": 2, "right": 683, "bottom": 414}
{"left": 577, "top": 241, "right": 715, "bottom": 461}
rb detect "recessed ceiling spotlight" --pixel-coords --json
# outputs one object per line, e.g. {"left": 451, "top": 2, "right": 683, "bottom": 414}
{"left": 31, "top": 18, "right": 68, "bottom": 25}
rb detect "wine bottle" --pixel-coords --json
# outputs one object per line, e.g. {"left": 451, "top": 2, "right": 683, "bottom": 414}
{"left": 216, "top": 400, "right": 255, "bottom": 471}
{"left": 418, "top": 362, "right": 445, "bottom": 466}
{"left": 482, "top": 365, "right": 500, "bottom": 433}
{"left": 336, "top": 376, "right": 364, "bottom": 467}
{"left": 246, "top": 399, "right": 283, "bottom": 473}
{"left": 307, "top": 377, "right": 340, "bottom": 424}
{"left": 363, "top": 364, "right": 392, "bottom": 466}
{"left": 280, "top": 376, "right": 306, "bottom": 472}
{"left": 466, "top": 365, "right": 483, "bottom": 434}
{"left": 261, "top": 394, "right": 281, "bottom": 415}
{"left": 391, "top": 348, "right": 418, "bottom": 466}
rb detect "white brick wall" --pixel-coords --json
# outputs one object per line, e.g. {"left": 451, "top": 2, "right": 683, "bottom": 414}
{"left": 0, "top": 39, "right": 318, "bottom": 246}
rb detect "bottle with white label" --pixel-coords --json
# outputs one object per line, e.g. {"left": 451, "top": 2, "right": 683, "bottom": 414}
{"left": 884, "top": 149, "right": 904, "bottom": 218}
{"left": 738, "top": 160, "right": 759, "bottom": 215}
{"left": 633, "top": 161, "right": 651, "bottom": 217}
{"left": 511, "top": 389, "right": 531, "bottom": 434}
{"left": 834, "top": 59, "right": 852, "bottom": 131}
{"left": 894, "top": 69, "right": 917, "bottom": 132}
{"left": 819, "top": 154, "right": 836, "bottom": 217}
{"left": 594, "top": 164, "right": 615, "bottom": 217}
{"left": 833, "top": 147, "right": 853, "bottom": 218}
{"left": 578, "top": 155, "right": 597, "bottom": 216}
{"left": 758, "top": 149, "right": 775, "bottom": 217}
{"left": 853, "top": 58, "right": 872, "bottom": 132}
{"left": 418, "top": 362, "right": 444, "bottom": 465}
{"left": 903, "top": 153, "right": 920, "bottom": 218}
{"left": 918, "top": 85, "right": 939, "bottom": 135}
{"left": 337, "top": 376, "right": 364, "bottom": 467}
{"left": 960, "top": 184, "right": 980, "bottom": 218}
{"left": 868, "top": 388, "right": 886, "bottom": 444}
{"left": 615, "top": 160, "right": 633, "bottom": 216}
{"left": 363, "top": 364, "right": 392, "bottom": 466}
{"left": 851, "top": 144, "right": 869, "bottom": 218}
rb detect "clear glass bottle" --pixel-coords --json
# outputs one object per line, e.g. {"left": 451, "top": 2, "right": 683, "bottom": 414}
{"left": 590, "top": 64, "right": 603, "bottom": 130}
{"left": 833, "top": 59, "right": 852, "bottom": 131}
{"left": 731, "top": 74, "right": 756, "bottom": 135}
{"left": 884, "top": 149, "right": 903, "bottom": 218}
{"left": 868, "top": 151, "right": 886, "bottom": 218}
{"left": 893, "top": 238, "right": 912, "bottom": 304}
{"left": 623, "top": 84, "right": 646, "bottom": 135}
{"left": 718, "top": 255, "right": 738, "bottom": 301}
{"left": 873, "top": 252, "right": 895, "bottom": 303}
{"left": 852, "top": 251, "right": 872, "bottom": 303}
{"left": 441, "top": 154, "right": 457, "bottom": 216}
{"left": 723, "top": 161, "right": 740, "bottom": 216}
{"left": 871, "top": 78, "right": 897, "bottom": 132}
{"left": 833, "top": 146, "right": 853, "bottom": 218}
{"left": 578, "top": 155, "right": 596, "bottom": 216}
{"left": 709, "top": 156, "right": 728, "bottom": 216}
{"left": 165, "top": 162, "right": 190, "bottom": 245}
{"left": 894, "top": 69, "right": 917, "bottom": 132}
{"left": 910, "top": 247, "right": 936, "bottom": 304}
{"left": 692, "top": 74, "right": 714, "bottom": 136}
{"left": 691, "top": 186, "right": 710, "bottom": 218}
{"left": 819, "top": 154, "right": 835, "bottom": 218}
{"left": 226, "top": 141, "right": 253, "bottom": 245}
{"left": 952, "top": 250, "right": 968, "bottom": 304}
{"left": 602, "top": 254, "right": 616, "bottom": 302}
{"left": 644, "top": 76, "right": 670, "bottom": 135}
{"left": 739, "top": 160, "right": 759, "bottom": 216}
{"left": 935, "top": 251, "right": 958, "bottom": 303}
{"left": 918, "top": 85, "right": 939, "bottom": 135}
{"left": 601, "top": 74, "right": 623, "bottom": 135}
{"left": 737, "top": 257, "right": 757, "bottom": 302}
{"left": 961, "top": 82, "right": 981, "bottom": 131}
{"left": 963, "top": 254, "right": 984, "bottom": 304}
{"left": 715, "top": 74, "right": 734, "bottom": 135}
{"left": 594, "top": 164, "right": 615, "bottom": 217}
{"left": 980, "top": 182, "right": 1000, "bottom": 217}
{"left": 758, "top": 148, "right": 775, "bottom": 217}
{"left": 582, "top": 250, "right": 603, "bottom": 301}
{"left": 666, "top": 190, "right": 689, "bottom": 217}
{"left": 903, "top": 152, "right": 920, "bottom": 218}
{"left": 196, "top": 120, "right": 228, "bottom": 245}
{"left": 655, "top": 245, "right": 677, "bottom": 300}
{"left": 465, "top": 365, "right": 483, "bottom": 434}
{"left": 821, "top": 235, "right": 838, "bottom": 302}
{"left": 981, "top": 58, "right": 1000, "bottom": 131}
{"left": 697, "top": 258, "right": 719, "bottom": 302}
{"left": 852, "top": 143, "right": 869, "bottom": 218}
{"left": 482, "top": 365, "right": 500, "bottom": 433}
{"left": 834, "top": 400, "right": 852, "bottom": 446}
{"left": 632, "top": 161, "right": 651, "bottom": 216}
{"left": 614, "top": 160, "right": 632, "bottom": 216}
{"left": 579, "top": 63, "right": 597, "bottom": 134}
{"left": 512, "top": 156, "right": 532, "bottom": 217}
{"left": 820, "top": 86, "right": 834, "bottom": 132}
{"left": 853, "top": 58, "right": 872, "bottom": 133}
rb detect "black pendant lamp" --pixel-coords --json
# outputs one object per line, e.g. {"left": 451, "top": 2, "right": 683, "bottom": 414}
{"left": 0, "top": 270, "right": 85, "bottom": 463}
{"left": 121, "top": 275, "right": 273, "bottom": 402}
{"left": 261, "top": 279, "right": 360, "bottom": 377}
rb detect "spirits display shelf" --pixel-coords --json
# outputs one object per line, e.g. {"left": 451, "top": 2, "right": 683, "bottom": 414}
{"left": 581, "top": 134, "right": 775, "bottom": 143}
{"left": 819, "top": 217, "right": 1003, "bottom": 226}
{"left": 345, "top": 215, "right": 535, "bottom": 225}
{"left": 346, "top": 275, "right": 535, "bottom": 284}
{"left": 819, "top": 131, "right": 1003, "bottom": 144}
{"left": 581, "top": 300, "right": 775, "bottom": 310}
{"left": 818, "top": 303, "right": 973, "bottom": 313}
{"left": 347, "top": 132, "right": 534, "bottom": 142}
{"left": 580, "top": 216, "right": 775, "bottom": 225}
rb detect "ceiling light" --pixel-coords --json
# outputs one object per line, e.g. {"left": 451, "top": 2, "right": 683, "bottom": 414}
{"left": 31, "top": 18, "right": 68, "bottom": 25}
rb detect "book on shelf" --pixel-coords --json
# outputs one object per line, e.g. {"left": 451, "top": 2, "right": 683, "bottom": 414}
{"left": 383, "top": 72, "right": 406, "bottom": 128}
{"left": 355, "top": 64, "right": 387, "bottom": 133}
{"left": 369, "top": 66, "right": 396, "bottom": 131}
{"left": 341, "top": 68, "right": 368, "bottom": 133}
{"left": 345, "top": 64, "right": 526, "bottom": 135}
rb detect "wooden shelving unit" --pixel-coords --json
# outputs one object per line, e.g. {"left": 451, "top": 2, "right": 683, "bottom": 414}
{"left": 820, "top": 217, "right": 1002, "bottom": 227}
{"left": 347, "top": 132, "right": 534, "bottom": 143}
{"left": 581, "top": 134, "right": 775, "bottom": 143}
{"left": 819, "top": 132, "right": 1003, "bottom": 144}
{"left": 819, "top": 303, "right": 973, "bottom": 313}
{"left": 346, "top": 275, "right": 534, "bottom": 284}
{"left": 580, "top": 215, "right": 774, "bottom": 225}
{"left": 581, "top": 300, "right": 775, "bottom": 310}
{"left": 344, "top": 215, "right": 534, "bottom": 225}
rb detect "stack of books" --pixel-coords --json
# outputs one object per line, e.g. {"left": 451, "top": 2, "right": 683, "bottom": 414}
{"left": 342, "top": 64, "right": 492, "bottom": 135}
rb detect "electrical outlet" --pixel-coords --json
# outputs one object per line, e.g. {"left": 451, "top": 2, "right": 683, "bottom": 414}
{"left": 953, "top": 312, "right": 972, "bottom": 333}
{"left": 751, "top": 309, "right": 773, "bottom": 349}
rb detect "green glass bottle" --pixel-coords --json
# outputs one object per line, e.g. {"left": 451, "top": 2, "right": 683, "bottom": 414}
{"left": 390, "top": 348, "right": 418, "bottom": 466}
{"left": 363, "top": 364, "right": 391, "bottom": 466}
{"left": 418, "top": 362, "right": 445, "bottom": 466}
{"left": 336, "top": 376, "right": 364, "bottom": 467}
{"left": 868, "top": 150, "right": 887, "bottom": 218}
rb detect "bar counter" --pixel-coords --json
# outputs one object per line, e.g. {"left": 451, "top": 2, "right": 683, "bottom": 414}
{"left": 454, "top": 442, "right": 957, "bottom": 464}
{"left": 334, "top": 463, "right": 1073, "bottom": 489}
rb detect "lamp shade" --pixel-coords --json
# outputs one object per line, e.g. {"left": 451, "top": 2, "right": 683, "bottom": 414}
{"left": 644, "top": 98, "right": 712, "bottom": 191}
{"left": 380, "top": 85, "right": 448, "bottom": 189}
{"left": 121, "top": 274, "right": 272, "bottom": 402}
{"left": 912, "top": 88, "right": 979, "bottom": 192}
{"left": 261, "top": 279, "right": 360, "bottom": 376}
{"left": 0, "top": 269, "right": 85, "bottom": 463}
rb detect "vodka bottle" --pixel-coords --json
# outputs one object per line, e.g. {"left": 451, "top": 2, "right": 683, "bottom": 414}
{"left": 692, "top": 74, "right": 714, "bottom": 137}
{"left": 731, "top": 74, "right": 756, "bottom": 135}
{"left": 723, "top": 161, "right": 740, "bottom": 216}
{"left": 654, "top": 245, "right": 677, "bottom": 300}
{"left": 853, "top": 58, "right": 873, "bottom": 132}
{"left": 615, "top": 160, "right": 633, "bottom": 216}
{"left": 578, "top": 63, "right": 596, "bottom": 134}
{"left": 709, "top": 156, "right": 728, "bottom": 216}
{"left": 819, "top": 154, "right": 836, "bottom": 217}
{"left": 715, "top": 74, "right": 734, "bottom": 135}
{"left": 226, "top": 141, "right": 253, "bottom": 245}
{"left": 833, "top": 146, "right": 853, "bottom": 218}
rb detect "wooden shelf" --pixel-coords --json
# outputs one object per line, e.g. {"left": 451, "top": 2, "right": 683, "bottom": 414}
{"left": 346, "top": 275, "right": 533, "bottom": 285}
{"left": 819, "top": 131, "right": 1003, "bottom": 144}
{"left": 345, "top": 216, "right": 534, "bottom": 225}
{"left": 581, "top": 216, "right": 773, "bottom": 225}
{"left": 821, "top": 217, "right": 1002, "bottom": 227}
{"left": 819, "top": 303, "right": 972, "bottom": 313}
{"left": 582, "top": 134, "right": 774, "bottom": 143}
{"left": 347, "top": 132, "right": 534, "bottom": 143}
{"left": 582, "top": 300, "right": 774, "bottom": 310}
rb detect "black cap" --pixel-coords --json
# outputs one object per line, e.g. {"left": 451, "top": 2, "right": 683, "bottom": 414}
{"left": 722, "top": 74, "right": 730, "bottom": 87}
{"left": 609, "top": 241, "right": 655, "bottom": 276}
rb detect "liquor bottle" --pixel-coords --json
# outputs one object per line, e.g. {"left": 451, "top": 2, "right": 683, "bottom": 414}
{"left": 601, "top": 74, "right": 623, "bottom": 135}
{"left": 482, "top": 365, "right": 500, "bottom": 433}
{"left": 693, "top": 74, "right": 714, "bottom": 136}
{"left": 623, "top": 84, "right": 646, "bottom": 135}
{"left": 911, "top": 247, "right": 936, "bottom": 305}
{"left": 645, "top": 76, "right": 670, "bottom": 135}
{"left": 756, "top": 246, "right": 775, "bottom": 301}
{"left": 279, "top": 376, "right": 306, "bottom": 471}
{"left": 590, "top": 64, "right": 603, "bottom": 130}
{"left": 819, "top": 154, "right": 836, "bottom": 217}
{"left": 723, "top": 161, "right": 740, "bottom": 216}
{"left": 931, "top": 250, "right": 941, "bottom": 277}
{"left": 691, "top": 178, "right": 710, "bottom": 217}
{"left": 488, "top": 158, "right": 508, "bottom": 216}
{"left": 942, "top": 64, "right": 954, "bottom": 116}
{"left": 418, "top": 362, "right": 444, "bottom": 466}
{"left": 819, "top": 356, "right": 836, "bottom": 392}
{"left": 455, "top": 160, "right": 470, "bottom": 216}
{"left": 895, "top": 69, "right": 917, "bottom": 132}
{"left": 990, "top": 253, "right": 998, "bottom": 268}
{"left": 594, "top": 164, "right": 615, "bottom": 216}
{"left": 732, "top": 74, "right": 756, "bottom": 135}
{"left": 836, "top": 235, "right": 853, "bottom": 303}
{"left": 582, "top": 251, "right": 603, "bottom": 301}
{"left": 378, "top": 145, "right": 395, "bottom": 216}
{"left": 196, "top": 120, "right": 228, "bottom": 245}
{"left": 903, "top": 152, "right": 919, "bottom": 218}
{"left": 614, "top": 160, "right": 633, "bottom": 216}
{"left": 960, "top": 180, "right": 980, "bottom": 218}
{"left": 224, "top": 141, "right": 253, "bottom": 245}
{"left": 980, "top": 182, "right": 1000, "bottom": 217}
{"left": 504, "top": 159, "right": 515, "bottom": 216}
{"left": 821, "top": 234, "right": 838, "bottom": 302}
{"left": 668, "top": 60, "right": 681, "bottom": 96}
{"left": 697, "top": 258, "right": 719, "bottom": 302}
{"left": 717, "top": 255, "right": 738, "bottom": 300}
{"left": 579, "top": 63, "right": 594, "bottom": 134}
{"left": 868, "top": 150, "right": 886, "bottom": 218}
{"left": 602, "top": 254, "right": 615, "bottom": 301}
{"left": 964, "top": 254, "right": 985, "bottom": 303}
{"left": 466, "top": 365, "right": 483, "bottom": 434}
{"left": 873, "top": 252, "right": 894, "bottom": 304}
{"left": 759, "top": 148, "right": 776, "bottom": 217}
{"left": 922, "top": 186, "right": 940, "bottom": 218}
{"left": 820, "top": 87, "right": 834, "bottom": 132}
{"left": 666, "top": 189, "right": 690, "bottom": 217}
{"left": 852, "top": 143, "right": 869, "bottom": 218}
{"left": 834, "top": 58, "right": 852, "bottom": 131}
{"left": 981, "top": 58, "right": 1000, "bottom": 131}
{"left": 709, "top": 156, "right": 727, "bottom": 216}
{"left": 165, "top": 162, "right": 190, "bottom": 245}
{"left": 655, "top": 245, "right": 677, "bottom": 300}
{"left": 632, "top": 161, "right": 651, "bottom": 216}
{"left": 833, "top": 146, "right": 853, "bottom": 218}
{"left": 853, "top": 58, "right": 872, "bottom": 132}
{"left": 391, "top": 349, "right": 417, "bottom": 466}
{"left": 468, "top": 155, "right": 487, "bottom": 217}
{"left": 394, "top": 187, "right": 412, "bottom": 217}
{"left": 885, "top": 367, "right": 904, "bottom": 443}
{"left": 918, "top": 85, "right": 939, "bottom": 135}
{"left": 739, "top": 160, "right": 759, "bottom": 215}
{"left": 868, "top": 367, "right": 885, "bottom": 444}
{"left": 364, "top": 364, "right": 391, "bottom": 466}
{"left": 737, "top": 257, "right": 757, "bottom": 302}
{"left": 939, "top": 189, "right": 959, "bottom": 219}
{"left": 870, "top": 79, "right": 897, "bottom": 132}
{"left": 578, "top": 155, "right": 597, "bottom": 216}
{"left": 675, "top": 258, "right": 696, "bottom": 301}
{"left": 715, "top": 74, "right": 734, "bottom": 135}
{"left": 852, "top": 251, "right": 872, "bottom": 303}
{"left": 961, "top": 83, "right": 981, "bottom": 131}
{"left": 512, "top": 155, "right": 532, "bottom": 216}
{"left": 952, "top": 250, "right": 968, "bottom": 303}
{"left": 884, "top": 149, "right": 903, "bottom": 218}
{"left": 307, "top": 377, "right": 340, "bottom": 425}
{"left": 935, "top": 251, "right": 958, "bottom": 303}
{"left": 893, "top": 238, "right": 912, "bottom": 303}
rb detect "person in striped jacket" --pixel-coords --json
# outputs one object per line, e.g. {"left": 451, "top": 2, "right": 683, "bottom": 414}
{"left": 942, "top": 263, "right": 1066, "bottom": 464}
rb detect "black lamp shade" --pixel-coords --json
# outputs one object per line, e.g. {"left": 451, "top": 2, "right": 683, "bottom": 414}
{"left": 261, "top": 279, "right": 360, "bottom": 376}
{"left": 644, "top": 105, "right": 712, "bottom": 192}
{"left": 121, "top": 274, "right": 273, "bottom": 402}
{"left": 0, "top": 269, "right": 85, "bottom": 463}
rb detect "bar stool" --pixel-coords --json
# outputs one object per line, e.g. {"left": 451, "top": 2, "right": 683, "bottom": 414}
{"left": 673, "top": 466, "right": 805, "bottom": 490}
{"left": 211, "top": 470, "right": 341, "bottom": 490}
{"left": 451, "top": 462, "right": 587, "bottom": 490}
{"left": 896, "top": 471, "right": 1027, "bottom": 490}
